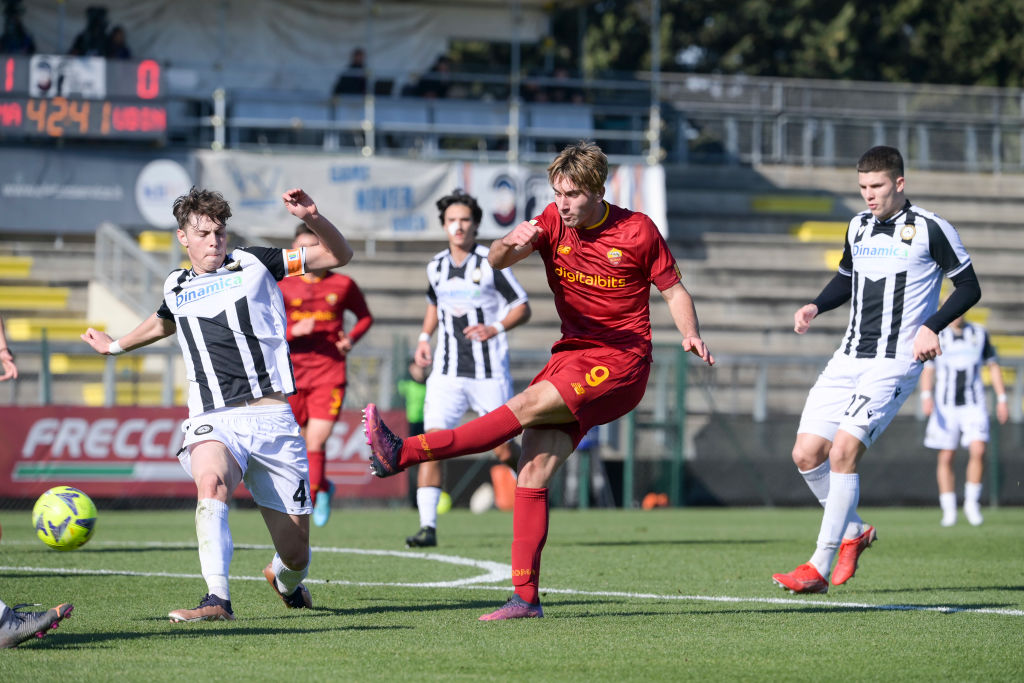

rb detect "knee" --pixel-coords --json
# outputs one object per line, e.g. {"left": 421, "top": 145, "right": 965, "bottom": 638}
{"left": 791, "top": 445, "right": 824, "bottom": 471}
{"left": 195, "top": 471, "right": 228, "bottom": 501}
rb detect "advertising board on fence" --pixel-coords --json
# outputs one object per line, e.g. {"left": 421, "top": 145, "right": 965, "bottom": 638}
{"left": 0, "top": 407, "right": 406, "bottom": 500}
{"left": 195, "top": 150, "right": 668, "bottom": 241}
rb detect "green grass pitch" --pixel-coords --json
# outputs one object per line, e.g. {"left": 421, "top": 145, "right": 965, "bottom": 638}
{"left": 1, "top": 505, "right": 1021, "bottom": 681}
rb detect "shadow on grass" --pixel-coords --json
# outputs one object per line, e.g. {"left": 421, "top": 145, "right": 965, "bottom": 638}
{"left": 42, "top": 622, "right": 408, "bottom": 648}
{"left": 561, "top": 538, "right": 780, "bottom": 548}
{"left": 858, "top": 585, "right": 1024, "bottom": 595}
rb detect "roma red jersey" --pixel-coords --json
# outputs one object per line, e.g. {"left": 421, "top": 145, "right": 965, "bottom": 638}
{"left": 278, "top": 272, "right": 373, "bottom": 387}
{"left": 532, "top": 201, "right": 680, "bottom": 360}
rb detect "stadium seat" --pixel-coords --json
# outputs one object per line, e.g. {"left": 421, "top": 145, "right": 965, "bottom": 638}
{"left": 0, "top": 285, "right": 70, "bottom": 311}
{"left": 82, "top": 381, "right": 182, "bottom": 407}
{"left": 375, "top": 98, "right": 430, "bottom": 128}
{"left": 752, "top": 194, "right": 834, "bottom": 214}
{"left": 5, "top": 317, "right": 102, "bottom": 341}
{"left": 231, "top": 97, "right": 332, "bottom": 125}
{"left": 0, "top": 255, "right": 33, "bottom": 279}
{"left": 138, "top": 231, "right": 176, "bottom": 252}
{"left": 49, "top": 353, "right": 144, "bottom": 375}
{"left": 526, "top": 103, "right": 593, "bottom": 136}
{"left": 991, "top": 334, "right": 1024, "bottom": 358}
{"left": 823, "top": 249, "right": 843, "bottom": 271}
{"left": 432, "top": 99, "right": 509, "bottom": 132}
{"left": 791, "top": 221, "right": 848, "bottom": 242}
{"left": 964, "top": 307, "right": 991, "bottom": 325}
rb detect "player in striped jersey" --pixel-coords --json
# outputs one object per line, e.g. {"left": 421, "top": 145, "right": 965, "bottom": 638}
{"left": 406, "top": 189, "right": 530, "bottom": 548}
{"left": 773, "top": 146, "right": 981, "bottom": 594}
{"left": 82, "top": 186, "right": 353, "bottom": 621}
{"left": 920, "top": 316, "right": 1008, "bottom": 526}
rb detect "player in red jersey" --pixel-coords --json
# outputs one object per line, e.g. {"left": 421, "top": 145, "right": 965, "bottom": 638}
{"left": 280, "top": 224, "right": 373, "bottom": 527}
{"left": 362, "top": 141, "right": 714, "bottom": 620}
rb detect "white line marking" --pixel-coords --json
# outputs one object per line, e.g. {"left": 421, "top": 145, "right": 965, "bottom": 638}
{"left": 3, "top": 542, "right": 1021, "bottom": 617}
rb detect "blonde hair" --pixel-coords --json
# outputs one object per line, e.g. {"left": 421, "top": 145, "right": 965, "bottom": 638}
{"left": 547, "top": 141, "right": 607, "bottom": 195}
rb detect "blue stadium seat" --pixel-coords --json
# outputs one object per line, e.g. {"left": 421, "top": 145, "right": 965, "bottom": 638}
{"left": 431, "top": 99, "right": 509, "bottom": 132}
{"left": 526, "top": 103, "right": 594, "bottom": 137}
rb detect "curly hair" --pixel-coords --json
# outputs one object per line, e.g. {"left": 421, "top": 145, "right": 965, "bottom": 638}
{"left": 857, "top": 146, "right": 904, "bottom": 179}
{"left": 436, "top": 189, "right": 482, "bottom": 226}
{"left": 547, "top": 140, "right": 607, "bottom": 195}
{"left": 172, "top": 186, "right": 232, "bottom": 232}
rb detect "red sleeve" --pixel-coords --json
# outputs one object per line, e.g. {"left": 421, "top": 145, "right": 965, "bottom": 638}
{"left": 645, "top": 218, "right": 681, "bottom": 291}
{"left": 344, "top": 280, "right": 374, "bottom": 344}
{"left": 531, "top": 202, "right": 560, "bottom": 255}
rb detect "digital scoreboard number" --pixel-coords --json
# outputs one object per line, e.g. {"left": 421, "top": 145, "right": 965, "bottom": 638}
{"left": 0, "top": 55, "right": 167, "bottom": 140}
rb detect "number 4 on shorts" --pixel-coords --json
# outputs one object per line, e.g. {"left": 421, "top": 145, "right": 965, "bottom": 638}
{"left": 293, "top": 480, "right": 308, "bottom": 506}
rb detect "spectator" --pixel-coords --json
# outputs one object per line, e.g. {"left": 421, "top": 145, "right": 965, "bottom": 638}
{"left": 546, "top": 67, "right": 584, "bottom": 104}
{"left": 333, "top": 47, "right": 366, "bottom": 96}
{"left": 0, "top": 1, "right": 35, "bottom": 56}
{"left": 417, "top": 55, "right": 453, "bottom": 99}
{"left": 105, "top": 25, "right": 130, "bottom": 59}
{"left": 69, "top": 5, "right": 109, "bottom": 57}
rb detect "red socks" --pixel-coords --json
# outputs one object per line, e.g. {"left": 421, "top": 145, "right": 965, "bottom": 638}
{"left": 398, "top": 404, "right": 523, "bottom": 469}
{"left": 511, "top": 487, "right": 548, "bottom": 605}
{"left": 307, "top": 450, "right": 326, "bottom": 495}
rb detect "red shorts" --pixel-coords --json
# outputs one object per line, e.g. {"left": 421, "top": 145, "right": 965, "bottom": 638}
{"left": 288, "top": 383, "right": 345, "bottom": 425}
{"left": 529, "top": 347, "right": 650, "bottom": 448}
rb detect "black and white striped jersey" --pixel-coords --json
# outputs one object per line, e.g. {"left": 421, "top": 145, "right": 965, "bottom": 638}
{"left": 156, "top": 246, "right": 306, "bottom": 416}
{"left": 426, "top": 243, "right": 528, "bottom": 380}
{"left": 837, "top": 200, "right": 971, "bottom": 360}
{"left": 930, "top": 322, "right": 996, "bottom": 408}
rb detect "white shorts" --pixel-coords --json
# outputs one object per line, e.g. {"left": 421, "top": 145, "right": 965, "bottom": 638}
{"left": 423, "top": 373, "right": 513, "bottom": 431}
{"left": 178, "top": 404, "right": 311, "bottom": 515}
{"left": 924, "top": 403, "right": 989, "bottom": 450}
{"left": 798, "top": 352, "right": 922, "bottom": 448}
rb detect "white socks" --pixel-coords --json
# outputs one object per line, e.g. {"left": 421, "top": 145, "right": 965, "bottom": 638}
{"left": 799, "top": 461, "right": 864, "bottom": 539}
{"left": 417, "top": 486, "right": 441, "bottom": 529}
{"left": 195, "top": 498, "right": 232, "bottom": 601}
{"left": 964, "top": 482, "right": 983, "bottom": 526}
{"left": 271, "top": 548, "right": 311, "bottom": 595}
{"left": 810, "top": 472, "right": 860, "bottom": 578}
{"left": 939, "top": 491, "right": 958, "bottom": 526}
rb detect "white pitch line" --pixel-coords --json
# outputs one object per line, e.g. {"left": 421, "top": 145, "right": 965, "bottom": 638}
{"left": 3, "top": 542, "right": 1022, "bottom": 618}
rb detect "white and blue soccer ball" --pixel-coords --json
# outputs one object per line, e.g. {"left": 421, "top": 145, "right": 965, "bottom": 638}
{"left": 33, "top": 486, "right": 98, "bottom": 551}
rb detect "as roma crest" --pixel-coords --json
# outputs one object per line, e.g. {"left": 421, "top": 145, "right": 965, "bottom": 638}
{"left": 606, "top": 248, "right": 622, "bottom": 265}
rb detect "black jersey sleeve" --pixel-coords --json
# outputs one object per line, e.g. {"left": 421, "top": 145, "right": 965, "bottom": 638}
{"left": 241, "top": 246, "right": 289, "bottom": 281}
{"left": 982, "top": 330, "right": 997, "bottom": 363}
{"left": 923, "top": 264, "right": 981, "bottom": 333}
{"left": 810, "top": 272, "right": 852, "bottom": 315}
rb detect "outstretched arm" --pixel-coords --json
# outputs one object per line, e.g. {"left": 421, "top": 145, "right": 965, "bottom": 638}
{"left": 81, "top": 313, "right": 175, "bottom": 355}
{"left": 661, "top": 282, "right": 714, "bottom": 366}
{"left": 282, "top": 188, "right": 354, "bottom": 271}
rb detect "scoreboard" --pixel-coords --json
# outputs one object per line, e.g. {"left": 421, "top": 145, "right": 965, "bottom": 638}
{"left": 0, "top": 55, "right": 167, "bottom": 141}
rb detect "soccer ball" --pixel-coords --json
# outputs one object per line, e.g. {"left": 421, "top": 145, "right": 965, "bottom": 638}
{"left": 33, "top": 486, "right": 98, "bottom": 551}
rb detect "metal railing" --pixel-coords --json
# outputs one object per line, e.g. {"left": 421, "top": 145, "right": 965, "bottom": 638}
{"left": 158, "top": 63, "right": 1024, "bottom": 171}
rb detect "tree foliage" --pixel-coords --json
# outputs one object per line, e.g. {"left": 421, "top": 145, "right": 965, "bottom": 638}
{"left": 560, "top": 0, "right": 1024, "bottom": 87}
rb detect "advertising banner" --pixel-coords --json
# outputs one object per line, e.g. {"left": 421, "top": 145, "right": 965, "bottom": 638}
{"left": 0, "top": 148, "right": 194, "bottom": 233}
{"left": 0, "top": 407, "right": 406, "bottom": 500}
{"left": 196, "top": 150, "right": 668, "bottom": 241}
